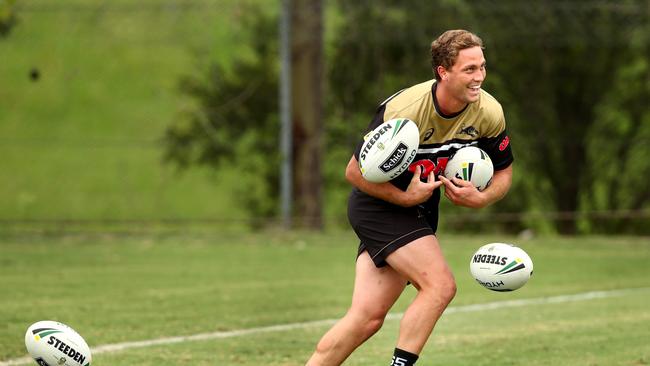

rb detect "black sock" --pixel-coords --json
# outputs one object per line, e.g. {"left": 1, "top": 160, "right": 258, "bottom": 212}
{"left": 390, "top": 348, "right": 419, "bottom": 366}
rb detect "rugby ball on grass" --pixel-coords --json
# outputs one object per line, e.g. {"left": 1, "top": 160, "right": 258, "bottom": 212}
{"left": 25, "top": 320, "right": 92, "bottom": 366}
{"left": 358, "top": 118, "right": 419, "bottom": 183}
{"left": 443, "top": 146, "right": 493, "bottom": 191}
{"left": 470, "top": 243, "right": 533, "bottom": 291}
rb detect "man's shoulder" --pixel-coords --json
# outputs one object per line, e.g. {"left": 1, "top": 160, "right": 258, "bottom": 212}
{"left": 398, "top": 79, "right": 436, "bottom": 101}
{"left": 476, "top": 89, "right": 504, "bottom": 118}
{"left": 380, "top": 79, "right": 434, "bottom": 107}
{"left": 467, "top": 89, "right": 506, "bottom": 137}
{"left": 382, "top": 79, "right": 435, "bottom": 121}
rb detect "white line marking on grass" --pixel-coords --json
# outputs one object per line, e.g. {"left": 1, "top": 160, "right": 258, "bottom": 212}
{"left": 2, "top": 287, "right": 648, "bottom": 365}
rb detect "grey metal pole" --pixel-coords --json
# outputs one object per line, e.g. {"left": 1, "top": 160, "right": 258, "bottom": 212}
{"left": 279, "top": 0, "right": 292, "bottom": 229}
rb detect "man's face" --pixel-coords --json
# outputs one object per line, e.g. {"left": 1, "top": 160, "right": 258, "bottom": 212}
{"left": 442, "top": 46, "right": 486, "bottom": 104}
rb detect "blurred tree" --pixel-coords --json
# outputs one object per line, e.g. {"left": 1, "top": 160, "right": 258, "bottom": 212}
{"left": 0, "top": 0, "right": 17, "bottom": 37}
{"left": 164, "top": 0, "right": 648, "bottom": 233}
{"left": 479, "top": 0, "right": 649, "bottom": 233}
{"left": 584, "top": 30, "right": 650, "bottom": 233}
{"left": 164, "top": 1, "right": 324, "bottom": 229}
{"left": 164, "top": 8, "right": 280, "bottom": 226}
{"left": 326, "top": 0, "right": 649, "bottom": 234}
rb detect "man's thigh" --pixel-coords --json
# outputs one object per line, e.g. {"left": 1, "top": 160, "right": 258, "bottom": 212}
{"left": 385, "top": 235, "right": 454, "bottom": 290}
{"left": 349, "top": 252, "right": 408, "bottom": 316}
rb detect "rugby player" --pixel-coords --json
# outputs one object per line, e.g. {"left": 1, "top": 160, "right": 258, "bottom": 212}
{"left": 306, "top": 29, "right": 514, "bottom": 366}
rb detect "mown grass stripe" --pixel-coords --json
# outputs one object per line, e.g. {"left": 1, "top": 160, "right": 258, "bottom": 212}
{"left": 2, "top": 287, "right": 648, "bottom": 366}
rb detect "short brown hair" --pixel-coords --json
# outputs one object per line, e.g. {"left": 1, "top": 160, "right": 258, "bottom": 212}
{"left": 431, "top": 30, "right": 484, "bottom": 80}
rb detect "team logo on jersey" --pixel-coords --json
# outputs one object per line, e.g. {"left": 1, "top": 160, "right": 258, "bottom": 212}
{"left": 408, "top": 157, "right": 450, "bottom": 177}
{"left": 499, "top": 136, "right": 510, "bottom": 151}
{"left": 457, "top": 124, "right": 479, "bottom": 137}
{"left": 423, "top": 128, "right": 434, "bottom": 141}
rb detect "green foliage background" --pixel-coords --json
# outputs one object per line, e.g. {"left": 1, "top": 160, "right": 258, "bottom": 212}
{"left": 163, "top": 0, "right": 650, "bottom": 234}
{"left": 1, "top": 0, "right": 649, "bottom": 233}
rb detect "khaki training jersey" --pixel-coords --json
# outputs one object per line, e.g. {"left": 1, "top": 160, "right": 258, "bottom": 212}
{"left": 354, "top": 79, "right": 514, "bottom": 205}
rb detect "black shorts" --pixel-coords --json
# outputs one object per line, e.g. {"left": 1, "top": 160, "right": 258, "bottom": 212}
{"left": 348, "top": 188, "right": 439, "bottom": 268}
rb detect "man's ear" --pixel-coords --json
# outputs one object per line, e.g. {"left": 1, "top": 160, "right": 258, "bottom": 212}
{"left": 437, "top": 66, "right": 447, "bottom": 80}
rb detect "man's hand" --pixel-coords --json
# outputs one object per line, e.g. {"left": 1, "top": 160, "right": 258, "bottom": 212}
{"left": 402, "top": 166, "right": 443, "bottom": 207}
{"left": 438, "top": 175, "right": 487, "bottom": 208}
{"left": 345, "top": 156, "right": 446, "bottom": 207}
{"left": 439, "top": 165, "right": 513, "bottom": 209}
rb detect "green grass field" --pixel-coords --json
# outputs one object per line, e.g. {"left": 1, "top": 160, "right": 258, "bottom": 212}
{"left": 1, "top": 231, "right": 649, "bottom": 365}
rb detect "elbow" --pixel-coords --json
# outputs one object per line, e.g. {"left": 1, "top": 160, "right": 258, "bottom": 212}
{"left": 345, "top": 157, "right": 361, "bottom": 185}
{"left": 501, "top": 164, "right": 513, "bottom": 190}
{"left": 345, "top": 164, "right": 356, "bottom": 185}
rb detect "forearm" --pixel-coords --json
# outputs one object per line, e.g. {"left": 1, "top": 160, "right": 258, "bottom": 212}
{"left": 481, "top": 164, "right": 513, "bottom": 206}
{"left": 345, "top": 156, "right": 413, "bottom": 206}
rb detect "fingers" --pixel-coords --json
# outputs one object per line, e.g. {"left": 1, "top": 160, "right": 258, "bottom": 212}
{"left": 438, "top": 175, "right": 454, "bottom": 189}
{"left": 439, "top": 175, "right": 484, "bottom": 207}
{"left": 439, "top": 175, "right": 471, "bottom": 189}
{"left": 451, "top": 177, "right": 472, "bottom": 187}
{"left": 411, "top": 165, "right": 423, "bottom": 182}
{"left": 439, "top": 175, "right": 457, "bottom": 202}
{"left": 428, "top": 171, "right": 443, "bottom": 189}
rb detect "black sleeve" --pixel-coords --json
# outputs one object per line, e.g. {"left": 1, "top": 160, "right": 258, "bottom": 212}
{"left": 353, "top": 104, "right": 387, "bottom": 160}
{"left": 477, "top": 129, "right": 514, "bottom": 171}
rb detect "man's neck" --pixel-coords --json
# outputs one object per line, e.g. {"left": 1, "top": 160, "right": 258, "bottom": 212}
{"left": 433, "top": 82, "right": 467, "bottom": 118}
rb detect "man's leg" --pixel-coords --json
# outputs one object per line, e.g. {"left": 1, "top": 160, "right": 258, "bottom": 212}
{"left": 306, "top": 251, "right": 407, "bottom": 366}
{"left": 385, "top": 235, "right": 457, "bottom": 355}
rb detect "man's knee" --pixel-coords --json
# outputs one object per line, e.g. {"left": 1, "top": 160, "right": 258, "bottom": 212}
{"left": 353, "top": 308, "right": 386, "bottom": 337}
{"left": 314, "top": 310, "right": 385, "bottom": 355}
{"left": 419, "top": 272, "right": 456, "bottom": 306}
{"left": 440, "top": 277, "right": 457, "bottom": 305}
{"left": 364, "top": 315, "right": 385, "bottom": 336}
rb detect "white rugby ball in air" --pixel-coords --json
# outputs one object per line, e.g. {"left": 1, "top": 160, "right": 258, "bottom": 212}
{"left": 25, "top": 320, "right": 92, "bottom": 366}
{"left": 443, "top": 146, "right": 493, "bottom": 191}
{"left": 470, "top": 243, "right": 534, "bottom": 292}
{"left": 358, "top": 118, "right": 419, "bottom": 183}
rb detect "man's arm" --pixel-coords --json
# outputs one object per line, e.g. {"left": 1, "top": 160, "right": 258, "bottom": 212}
{"left": 438, "top": 164, "right": 513, "bottom": 208}
{"left": 345, "top": 155, "right": 442, "bottom": 207}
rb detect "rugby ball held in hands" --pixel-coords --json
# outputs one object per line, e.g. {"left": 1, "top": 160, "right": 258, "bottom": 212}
{"left": 470, "top": 243, "right": 534, "bottom": 291}
{"left": 358, "top": 118, "right": 419, "bottom": 183}
{"left": 25, "top": 320, "right": 92, "bottom": 366}
{"left": 443, "top": 146, "right": 493, "bottom": 191}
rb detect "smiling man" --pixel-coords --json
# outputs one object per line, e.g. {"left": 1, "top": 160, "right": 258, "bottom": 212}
{"left": 306, "top": 30, "right": 514, "bottom": 366}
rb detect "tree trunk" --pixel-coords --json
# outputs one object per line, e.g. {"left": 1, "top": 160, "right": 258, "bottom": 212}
{"left": 291, "top": 0, "right": 323, "bottom": 229}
